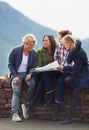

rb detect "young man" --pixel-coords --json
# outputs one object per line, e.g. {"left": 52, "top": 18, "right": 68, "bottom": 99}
{"left": 8, "top": 34, "right": 38, "bottom": 122}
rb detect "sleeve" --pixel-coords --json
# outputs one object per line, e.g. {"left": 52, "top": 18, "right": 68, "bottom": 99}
{"left": 64, "top": 51, "right": 85, "bottom": 72}
{"left": 54, "top": 43, "right": 60, "bottom": 61}
{"left": 67, "top": 51, "right": 74, "bottom": 64}
{"left": 29, "top": 52, "right": 38, "bottom": 75}
{"left": 8, "top": 49, "right": 18, "bottom": 78}
{"left": 37, "top": 50, "right": 43, "bottom": 67}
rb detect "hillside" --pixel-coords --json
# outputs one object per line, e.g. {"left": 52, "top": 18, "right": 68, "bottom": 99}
{"left": 82, "top": 38, "right": 89, "bottom": 58}
{"left": 0, "top": 1, "right": 57, "bottom": 76}
{"left": 0, "top": 1, "right": 89, "bottom": 76}
{"left": 0, "top": 2, "right": 57, "bottom": 46}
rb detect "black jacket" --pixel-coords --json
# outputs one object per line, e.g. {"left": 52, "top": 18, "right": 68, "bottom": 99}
{"left": 63, "top": 40, "right": 89, "bottom": 88}
{"left": 64, "top": 40, "right": 89, "bottom": 74}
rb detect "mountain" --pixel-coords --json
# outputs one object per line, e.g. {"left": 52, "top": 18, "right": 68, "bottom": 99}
{"left": 0, "top": 2, "right": 57, "bottom": 46}
{"left": 82, "top": 38, "right": 89, "bottom": 58}
{"left": 0, "top": 2, "right": 89, "bottom": 76}
{"left": 0, "top": 1, "right": 57, "bottom": 76}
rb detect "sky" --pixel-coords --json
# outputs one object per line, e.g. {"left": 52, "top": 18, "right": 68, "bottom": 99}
{"left": 1, "top": 0, "right": 89, "bottom": 39}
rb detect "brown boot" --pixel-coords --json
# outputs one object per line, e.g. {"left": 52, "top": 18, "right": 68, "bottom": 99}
{"left": 44, "top": 92, "right": 54, "bottom": 107}
{"left": 52, "top": 102, "right": 61, "bottom": 121}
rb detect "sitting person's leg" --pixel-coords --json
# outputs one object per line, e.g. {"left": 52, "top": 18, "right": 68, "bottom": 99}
{"left": 52, "top": 73, "right": 69, "bottom": 120}
{"left": 11, "top": 79, "right": 23, "bottom": 121}
{"left": 23, "top": 73, "right": 42, "bottom": 106}
{"left": 62, "top": 80, "right": 82, "bottom": 124}
{"left": 64, "top": 75, "right": 75, "bottom": 94}
{"left": 21, "top": 73, "right": 44, "bottom": 119}
{"left": 28, "top": 77, "right": 44, "bottom": 107}
{"left": 24, "top": 77, "right": 36, "bottom": 105}
{"left": 11, "top": 72, "right": 26, "bottom": 122}
{"left": 42, "top": 71, "right": 56, "bottom": 106}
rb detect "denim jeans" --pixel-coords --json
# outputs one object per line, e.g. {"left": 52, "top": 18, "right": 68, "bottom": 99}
{"left": 11, "top": 72, "right": 35, "bottom": 114}
{"left": 42, "top": 71, "right": 69, "bottom": 103}
{"left": 42, "top": 71, "right": 60, "bottom": 93}
{"left": 55, "top": 73, "right": 69, "bottom": 103}
{"left": 24, "top": 73, "right": 44, "bottom": 107}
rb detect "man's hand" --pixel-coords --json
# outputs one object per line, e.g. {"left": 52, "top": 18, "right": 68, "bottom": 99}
{"left": 26, "top": 74, "right": 32, "bottom": 81}
{"left": 13, "top": 76, "right": 20, "bottom": 85}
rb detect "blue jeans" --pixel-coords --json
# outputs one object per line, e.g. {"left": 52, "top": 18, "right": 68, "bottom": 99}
{"left": 42, "top": 71, "right": 60, "bottom": 93}
{"left": 24, "top": 73, "right": 44, "bottom": 107}
{"left": 55, "top": 73, "right": 69, "bottom": 103}
{"left": 42, "top": 71, "right": 69, "bottom": 103}
{"left": 11, "top": 72, "right": 35, "bottom": 114}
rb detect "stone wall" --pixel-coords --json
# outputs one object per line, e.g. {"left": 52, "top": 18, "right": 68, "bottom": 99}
{"left": 0, "top": 76, "right": 89, "bottom": 122}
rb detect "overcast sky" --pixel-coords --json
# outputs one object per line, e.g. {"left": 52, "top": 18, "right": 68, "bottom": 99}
{"left": 1, "top": 0, "right": 89, "bottom": 39}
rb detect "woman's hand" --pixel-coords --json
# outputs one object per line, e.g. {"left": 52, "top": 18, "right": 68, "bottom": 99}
{"left": 57, "top": 66, "right": 64, "bottom": 72}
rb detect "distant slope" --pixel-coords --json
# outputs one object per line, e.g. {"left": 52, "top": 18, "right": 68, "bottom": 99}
{"left": 0, "top": 1, "right": 89, "bottom": 76}
{"left": 0, "top": 2, "right": 57, "bottom": 47}
{"left": 0, "top": 1, "right": 57, "bottom": 76}
{"left": 82, "top": 38, "right": 89, "bottom": 59}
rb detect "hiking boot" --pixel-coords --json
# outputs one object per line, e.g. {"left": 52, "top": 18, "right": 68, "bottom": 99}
{"left": 52, "top": 102, "right": 61, "bottom": 121}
